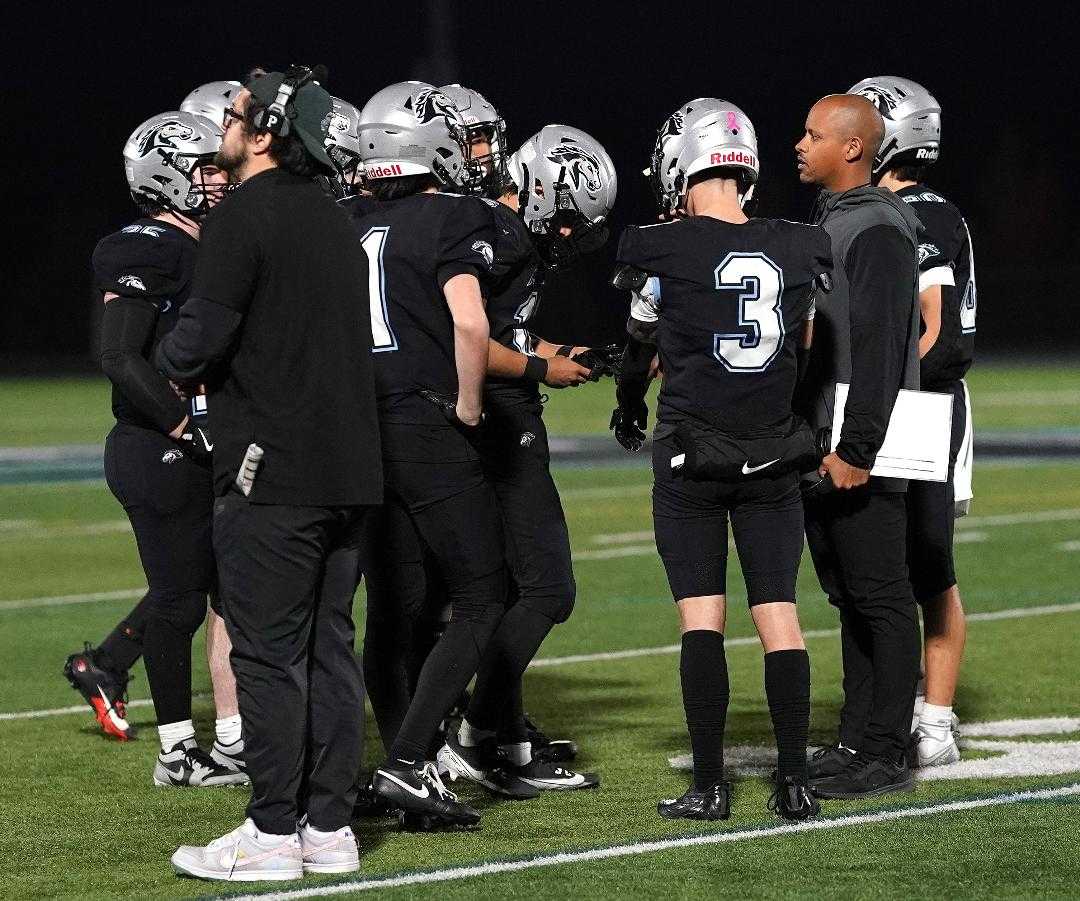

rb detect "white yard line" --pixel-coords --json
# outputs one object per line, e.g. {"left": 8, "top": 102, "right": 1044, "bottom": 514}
{"left": 6, "top": 600, "right": 1079, "bottom": 722}
{"left": 228, "top": 783, "right": 1080, "bottom": 900}
{"left": 0, "top": 587, "right": 145, "bottom": 611}
{"left": 1059, "top": 540, "right": 1080, "bottom": 552}
{"left": 975, "top": 390, "right": 1080, "bottom": 407}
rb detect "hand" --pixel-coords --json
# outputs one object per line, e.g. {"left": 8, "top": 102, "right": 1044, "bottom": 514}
{"left": 571, "top": 343, "right": 622, "bottom": 381}
{"left": 609, "top": 400, "right": 648, "bottom": 452}
{"left": 543, "top": 355, "right": 592, "bottom": 388}
{"left": 177, "top": 421, "right": 214, "bottom": 462}
{"left": 818, "top": 452, "right": 869, "bottom": 489}
{"left": 418, "top": 389, "right": 484, "bottom": 430}
{"left": 455, "top": 401, "right": 482, "bottom": 427}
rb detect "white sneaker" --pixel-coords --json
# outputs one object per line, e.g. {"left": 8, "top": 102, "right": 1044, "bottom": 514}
{"left": 299, "top": 820, "right": 360, "bottom": 874}
{"left": 915, "top": 723, "right": 961, "bottom": 767}
{"left": 154, "top": 738, "right": 248, "bottom": 787}
{"left": 171, "top": 819, "right": 302, "bottom": 882}
{"left": 211, "top": 739, "right": 250, "bottom": 784}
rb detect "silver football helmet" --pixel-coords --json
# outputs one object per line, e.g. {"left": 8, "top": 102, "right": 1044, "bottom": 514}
{"left": 324, "top": 96, "right": 363, "bottom": 193}
{"left": 848, "top": 76, "right": 942, "bottom": 172}
{"left": 438, "top": 83, "right": 510, "bottom": 198}
{"left": 357, "top": 81, "right": 468, "bottom": 187}
{"left": 180, "top": 80, "right": 243, "bottom": 134}
{"left": 123, "top": 111, "right": 221, "bottom": 216}
{"left": 508, "top": 125, "right": 617, "bottom": 267}
{"left": 648, "top": 98, "right": 759, "bottom": 217}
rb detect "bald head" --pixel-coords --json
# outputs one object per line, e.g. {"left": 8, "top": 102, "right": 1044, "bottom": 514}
{"left": 795, "top": 94, "right": 885, "bottom": 191}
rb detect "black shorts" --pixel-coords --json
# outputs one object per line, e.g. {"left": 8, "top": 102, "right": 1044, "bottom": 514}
{"left": 907, "top": 380, "right": 967, "bottom": 601}
{"left": 651, "top": 431, "right": 804, "bottom": 605}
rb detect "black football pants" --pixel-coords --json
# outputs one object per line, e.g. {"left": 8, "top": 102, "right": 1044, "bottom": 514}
{"left": 213, "top": 494, "right": 369, "bottom": 835}
{"left": 465, "top": 402, "right": 576, "bottom": 740}
{"left": 103, "top": 423, "right": 214, "bottom": 726}
{"left": 804, "top": 488, "right": 921, "bottom": 760}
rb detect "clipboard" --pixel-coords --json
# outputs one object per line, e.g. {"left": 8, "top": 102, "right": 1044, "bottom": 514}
{"left": 831, "top": 383, "right": 953, "bottom": 482}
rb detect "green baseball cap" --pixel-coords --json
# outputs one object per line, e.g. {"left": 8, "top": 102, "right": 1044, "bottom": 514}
{"left": 248, "top": 70, "right": 334, "bottom": 171}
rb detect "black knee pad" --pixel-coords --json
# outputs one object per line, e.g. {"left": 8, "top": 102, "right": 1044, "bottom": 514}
{"left": 150, "top": 589, "right": 208, "bottom": 637}
{"left": 518, "top": 576, "right": 576, "bottom": 624}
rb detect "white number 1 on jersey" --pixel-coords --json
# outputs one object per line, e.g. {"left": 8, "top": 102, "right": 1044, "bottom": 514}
{"left": 361, "top": 227, "right": 398, "bottom": 352}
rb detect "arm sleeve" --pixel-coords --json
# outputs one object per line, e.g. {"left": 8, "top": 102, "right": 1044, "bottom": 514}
{"left": 154, "top": 297, "right": 245, "bottom": 382}
{"left": 99, "top": 298, "right": 187, "bottom": 433}
{"left": 436, "top": 199, "right": 498, "bottom": 289}
{"left": 616, "top": 335, "right": 654, "bottom": 410}
{"left": 836, "top": 224, "right": 917, "bottom": 469}
{"left": 627, "top": 276, "right": 661, "bottom": 343}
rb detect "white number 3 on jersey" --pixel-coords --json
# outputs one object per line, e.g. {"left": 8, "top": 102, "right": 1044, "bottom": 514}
{"left": 712, "top": 252, "right": 785, "bottom": 372}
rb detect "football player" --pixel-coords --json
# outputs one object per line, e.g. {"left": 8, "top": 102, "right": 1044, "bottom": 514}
{"left": 68, "top": 110, "right": 245, "bottom": 787}
{"left": 611, "top": 99, "right": 831, "bottom": 821}
{"left": 322, "top": 95, "right": 364, "bottom": 197}
{"left": 434, "top": 90, "right": 616, "bottom": 795}
{"left": 64, "top": 82, "right": 249, "bottom": 765}
{"left": 350, "top": 82, "right": 508, "bottom": 830}
{"left": 850, "top": 76, "right": 974, "bottom": 767}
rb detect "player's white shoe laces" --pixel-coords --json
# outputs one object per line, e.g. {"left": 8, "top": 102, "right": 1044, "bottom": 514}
{"left": 422, "top": 760, "right": 458, "bottom": 800}
{"left": 171, "top": 818, "right": 302, "bottom": 882}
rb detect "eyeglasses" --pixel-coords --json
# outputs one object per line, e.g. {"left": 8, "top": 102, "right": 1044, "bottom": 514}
{"left": 221, "top": 107, "right": 244, "bottom": 131}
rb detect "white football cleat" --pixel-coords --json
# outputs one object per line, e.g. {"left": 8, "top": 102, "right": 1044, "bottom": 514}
{"left": 171, "top": 819, "right": 302, "bottom": 882}
{"left": 915, "top": 723, "right": 961, "bottom": 767}
{"left": 299, "top": 820, "right": 360, "bottom": 874}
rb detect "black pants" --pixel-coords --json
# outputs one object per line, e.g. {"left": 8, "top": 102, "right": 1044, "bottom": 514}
{"left": 907, "top": 380, "right": 967, "bottom": 601}
{"left": 804, "top": 488, "right": 920, "bottom": 759}
{"left": 466, "top": 402, "right": 576, "bottom": 737}
{"left": 365, "top": 422, "right": 506, "bottom": 761}
{"left": 103, "top": 423, "right": 213, "bottom": 725}
{"left": 213, "top": 494, "right": 369, "bottom": 834}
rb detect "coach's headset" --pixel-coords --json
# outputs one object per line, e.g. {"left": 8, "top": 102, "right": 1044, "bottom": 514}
{"left": 251, "top": 64, "right": 327, "bottom": 137}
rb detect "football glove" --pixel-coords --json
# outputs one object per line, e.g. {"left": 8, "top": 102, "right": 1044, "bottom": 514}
{"left": 178, "top": 422, "right": 214, "bottom": 463}
{"left": 609, "top": 399, "right": 648, "bottom": 452}
{"left": 572, "top": 343, "right": 622, "bottom": 381}
{"left": 418, "top": 389, "right": 486, "bottom": 430}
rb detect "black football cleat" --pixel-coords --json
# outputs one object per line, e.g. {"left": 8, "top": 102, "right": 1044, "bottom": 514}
{"left": 372, "top": 761, "right": 481, "bottom": 830}
{"left": 63, "top": 644, "right": 135, "bottom": 741}
{"left": 658, "top": 782, "right": 732, "bottom": 821}
{"left": 436, "top": 735, "right": 539, "bottom": 799}
{"left": 524, "top": 713, "right": 578, "bottom": 763}
{"left": 807, "top": 743, "right": 856, "bottom": 785}
{"left": 353, "top": 777, "right": 397, "bottom": 819}
{"left": 768, "top": 775, "right": 821, "bottom": 820}
{"left": 511, "top": 758, "right": 600, "bottom": 792}
{"left": 811, "top": 753, "right": 915, "bottom": 800}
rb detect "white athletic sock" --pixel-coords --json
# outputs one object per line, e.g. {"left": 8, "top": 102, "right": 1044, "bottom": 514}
{"left": 215, "top": 714, "right": 243, "bottom": 747}
{"left": 500, "top": 741, "right": 532, "bottom": 766}
{"left": 158, "top": 719, "right": 195, "bottom": 752}
{"left": 920, "top": 703, "right": 953, "bottom": 729}
{"left": 302, "top": 822, "right": 340, "bottom": 840}
{"left": 458, "top": 718, "right": 494, "bottom": 748}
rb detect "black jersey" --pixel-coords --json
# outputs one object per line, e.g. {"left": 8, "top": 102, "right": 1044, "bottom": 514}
{"left": 350, "top": 192, "right": 498, "bottom": 424}
{"left": 618, "top": 216, "right": 832, "bottom": 436}
{"left": 898, "top": 185, "right": 976, "bottom": 388}
{"left": 92, "top": 219, "right": 197, "bottom": 429}
{"left": 484, "top": 201, "right": 545, "bottom": 409}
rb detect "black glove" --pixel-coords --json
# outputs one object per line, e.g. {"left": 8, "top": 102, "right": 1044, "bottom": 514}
{"left": 572, "top": 343, "right": 622, "bottom": 381}
{"left": 609, "top": 399, "right": 648, "bottom": 452}
{"left": 177, "top": 421, "right": 213, "bottom": 463}
{"left": 418, "top": 389, "right": 485, "bottom": 430}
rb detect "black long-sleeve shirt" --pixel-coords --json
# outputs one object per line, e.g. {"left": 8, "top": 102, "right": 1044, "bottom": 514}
{"left": 835, "top": 224, "right": 918, "bottom": 470}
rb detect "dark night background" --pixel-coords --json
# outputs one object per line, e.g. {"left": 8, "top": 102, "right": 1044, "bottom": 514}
{"left": 4, "top": 2, "right": 1078, "bottom": 370}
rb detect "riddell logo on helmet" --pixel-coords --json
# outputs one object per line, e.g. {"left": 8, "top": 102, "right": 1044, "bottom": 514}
{"left": 366, "top": 163, "right": 403, "bottom": 178}
{"left": 710, "top": 151, "right": 757, "bottom": 167}
{"left": 916, "top": 147, "right": 940, "bottom": 160}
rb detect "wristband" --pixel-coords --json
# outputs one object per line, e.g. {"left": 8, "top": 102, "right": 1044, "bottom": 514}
{"left": 555, "top": 345, "right": 573, "bottom": 357}
{"left": 523, "top": 355, "right": 549, "bottom": 381}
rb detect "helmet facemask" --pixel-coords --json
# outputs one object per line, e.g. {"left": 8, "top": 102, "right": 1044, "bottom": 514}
{"left": 460, "top": 119, "right": 512, "bottom": 199}
{"left": 134, "top": 150, "right": 223, "bottom": 218}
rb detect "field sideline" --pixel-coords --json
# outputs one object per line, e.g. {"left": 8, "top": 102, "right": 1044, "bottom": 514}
{"left": 3, "top": 371, "right": 1080, "bottom": 899}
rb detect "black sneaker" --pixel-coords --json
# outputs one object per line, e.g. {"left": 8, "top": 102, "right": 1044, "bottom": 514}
{"left": 658, "top": 782, "right": 732, "bottom": 821}
{"left": 807, "top": 743, "right": 856, "bottom": 785}
{"left": 510, "top": 757, "right": 600, "bottom": 792}
{"left": 372, "top": 761, "right": 481, "bottom": 830}
{"left": 768, "top": 775, "right": 820, "bottom": 820}
{"left": 62, "top": 644, "right": 134, "bottom": 741}
{"left": 811, "top": 753, "right": 915, "bottom": 800}
{"left": 436, "top": 734, "right": 539, "bottom": 799}
{"left": 524, "top": 713, "right": 578, "bottom": 763}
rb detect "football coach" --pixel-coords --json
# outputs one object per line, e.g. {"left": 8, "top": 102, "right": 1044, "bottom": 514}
{"left": 794, "top": 94, "right": 923, "bottom": 800}
{"left": 155, "top": 67, "right": 381, "bottom": 881}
